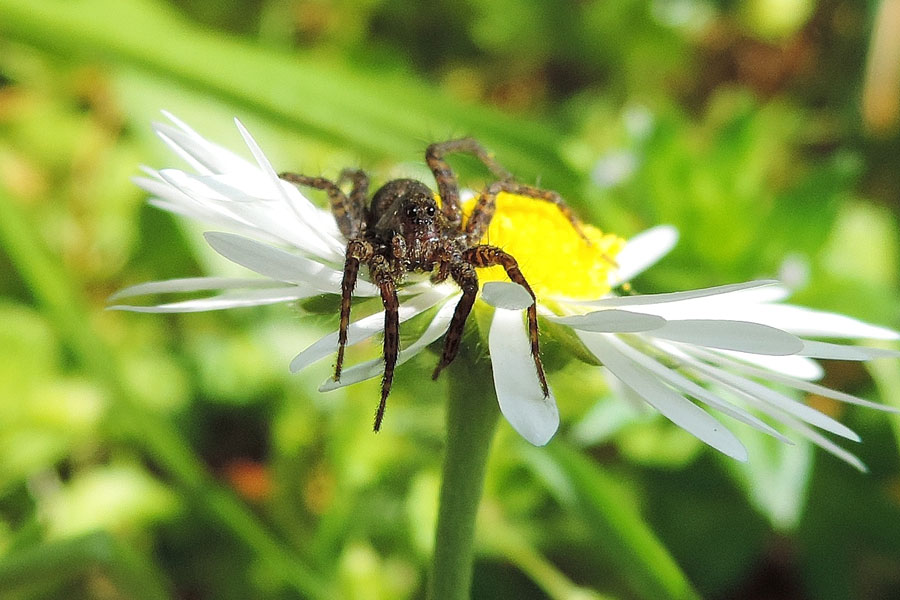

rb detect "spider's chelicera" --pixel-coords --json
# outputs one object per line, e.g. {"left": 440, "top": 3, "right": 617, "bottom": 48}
{"left": 280, "top": 139, "right": 586, "bottom": 430}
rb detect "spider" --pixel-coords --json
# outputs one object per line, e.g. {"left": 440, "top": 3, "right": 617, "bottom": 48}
{"left": 280, "top": 139, "right": 587, "bottom": 431}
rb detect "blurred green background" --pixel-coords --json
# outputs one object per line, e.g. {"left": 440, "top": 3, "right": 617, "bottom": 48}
{"left": 2, "top": 0, "right": 900, "bottom": 598}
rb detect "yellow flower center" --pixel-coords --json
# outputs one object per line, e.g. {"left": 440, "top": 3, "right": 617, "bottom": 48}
{"left": 462, "top": 192, "right": 625, "bottom": 301}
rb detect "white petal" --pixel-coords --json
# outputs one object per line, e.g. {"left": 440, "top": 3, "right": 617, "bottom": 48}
{"left": 203, "top": 232, "right": 378, "bottom": 296}
{"left": 548, "top": 309, "right": 665, "bottom": 333}
{"left": 156, "top": 169, "right": 255, "bottom": 217}
{"left": 625, "top": 286, "right": 794, "bottom": 322}
{"left": 481, "top": 281, "right": 534, "bottom": 310}
{"left": 233, "top": 119, "right": 347, "bottom": 259}
{"left": 734, "top": 304, "right": 900, "bottom": 340}
{"left": 134, "top": 173, "right": 191, "bottom": 205}
{"left": 108, "top": 286, "right": 311, "bottom": 312}
{"left": 604, "top": 337, "right": 792, "bottom": 443}
{"left": 154, "top": 121, "right": 255, "bottom": 178}
{"left": 234, "top": 118, "right": 309, "bottom": 209}
{"left": 109, "top": 277, "right": 279, "bottom": 301}
{"left": 200, "top": 175, "right": 341, "bottom": 260}
{"left": 138, "top": 174, "right": 258, "bottom": 234}
{"left": 688, "top": 346, "right": 900, "bottom": 414}
{"left": 152, "top": 124, "right": 220, "bottom": 176}
{"left": 723, "top": 284, "right": 791, "bottom": 304}
{"left": 157, "top": 169, "right": 339, "bottom": 260}
{"left": 233, "top": 118, "right": 284, "bottom": 192}
{"left": 589, "top": 280, "right": 780, "bottom": 308}
{"left": 156, "top": 169, "right": 234, "bottom": 205}
{"left": 290, "top": 289, "right": 452, "bottom": 372}
{"left": 489, "top": 309, "right": 559, "bottom": 446}
{"left": 713, "top": 349, "right": 824, "bottom": 381}
{"left": 800, "top": 340, "right": 900, "bottom": 361}
{"left": 651, "top": 319, "right": 804, "bottom": 356}
{"left": 160, "top": 111, "right": 207, "bottom": 139}
{"left": 148, "top": 197, "right": 269, "bottom": 243}
{"left": 152, "top": 118, "right": 345, "bottom": 263}
{"left": 603, "top": 366, "right": 654, "bottom": 413}
{"left": 319, "top": 299, "right": 457, "bottom": 390}
{"left": 609, "top": 225, "right": 679, "bottom": 285}
{"left": 200, "top": 172, "right": 344, "bottom": 256}
{"left": 742, "top": 403, "right": 867, "bottom": 472}
{"left": 683, "top": 357, "right": 860, "bottom": 442}
{"left": 232, "top": 121, "right": 304, "bottom": 206}
{"left": 578, "top": 331, "right": 748, "bottom": 461}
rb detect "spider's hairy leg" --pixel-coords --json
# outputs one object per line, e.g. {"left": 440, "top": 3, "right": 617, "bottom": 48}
{"left": 337, "top": 168, "right": 370, "bottom": 217}
{"left": 279, "top": 172, "right": 366, "bottom": 238}
{"left": 432, "top": 262, "right": 479, "bottom": 381}
{"left": 464, "top": 245, "right": 550, "bottom": 397}
{"left": 466, "top": 181, "right": 591, "bottom": 246}
{"left": 370, "top": 256, "right": 399, "bottom": 432}
{"left": 425, "top": 138, "right": 513, "bottom": 229}
{"left": 336, "top": 239, "right": 374, "bottom": 381}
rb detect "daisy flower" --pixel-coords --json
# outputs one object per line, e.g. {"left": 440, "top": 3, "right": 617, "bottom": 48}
{"left": 111, "top": 114, "right": 899, "bottom": 469}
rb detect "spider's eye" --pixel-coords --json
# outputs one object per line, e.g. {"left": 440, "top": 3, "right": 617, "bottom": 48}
{"left": 405, "top": 206, "right": 417, "bottom": 218}
{"left": 426, "top": 206, "right": 435, "bottom": 216}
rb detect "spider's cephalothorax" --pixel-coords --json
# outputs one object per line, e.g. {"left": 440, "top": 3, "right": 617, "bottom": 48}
{"left": 280, "top": 139, "right": 587, "bottom": 430}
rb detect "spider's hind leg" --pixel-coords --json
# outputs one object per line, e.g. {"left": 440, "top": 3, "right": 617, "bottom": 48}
{"left": 466, "top": 180, "right": 590, "bottom": 246}
{"left": 432, "top": 262, "right": 479, "bottom": 381}
{"left": 337, "top": 168, "right": 370, "bottom": 217}
{"left": 463, "top": 245, "right": 549, "bottom": 397}
{"left": 425, "top": 138, "right": 513, "bottom": 229}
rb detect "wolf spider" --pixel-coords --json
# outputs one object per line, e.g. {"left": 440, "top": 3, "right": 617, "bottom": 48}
{"left": 280, "top": 139, "right": 586, "bottom": 430}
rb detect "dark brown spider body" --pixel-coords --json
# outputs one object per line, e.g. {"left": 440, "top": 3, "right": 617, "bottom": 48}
{"left": 369, "top": 178, "right": 456, "bottom": 275}
{"left": 280, "top": 139, "right": 586, "bottom": 431}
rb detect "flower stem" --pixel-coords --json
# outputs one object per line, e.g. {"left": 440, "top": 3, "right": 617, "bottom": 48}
{"left": 428, "top": 359, "right": 500, "bottom": 600}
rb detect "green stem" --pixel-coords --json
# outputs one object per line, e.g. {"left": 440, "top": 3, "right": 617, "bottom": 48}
{"left": 428, "top": 360, "right": 500, "bottom": 600}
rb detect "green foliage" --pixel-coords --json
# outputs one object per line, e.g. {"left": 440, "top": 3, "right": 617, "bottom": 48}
{"left": 1, "top": 0, "right": 899, "bottom": 598}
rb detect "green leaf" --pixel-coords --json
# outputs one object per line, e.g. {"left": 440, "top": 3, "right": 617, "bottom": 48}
{"left": 0, "top": 0, "right": 584, "bottom": 194}
{"left": 0, "top": 531, "right": 170, "bottom": 600}
{"left": 0, "top": 150, "right": 335, "bottom": 600}
{"left": 522, "top": 442, "right": 701, "bottom": 600}
{"left": 724, "top": 428, "right": 813, "bottom": 530}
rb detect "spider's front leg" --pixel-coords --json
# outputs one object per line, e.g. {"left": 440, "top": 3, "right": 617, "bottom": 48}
{"left": 336, "top": 239, "right": 374, "bottom": 381}
{"left": 463, "top": 245, "right": 550, "bottom": 397}
{"left": 425, "top": 138, "right": 513, "bottom": 229}
{"left": 432, "top": 262, "right": 479, "bottom": 381}
{"left": 369, "top": 255, "right": 399, "bottom": 432}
